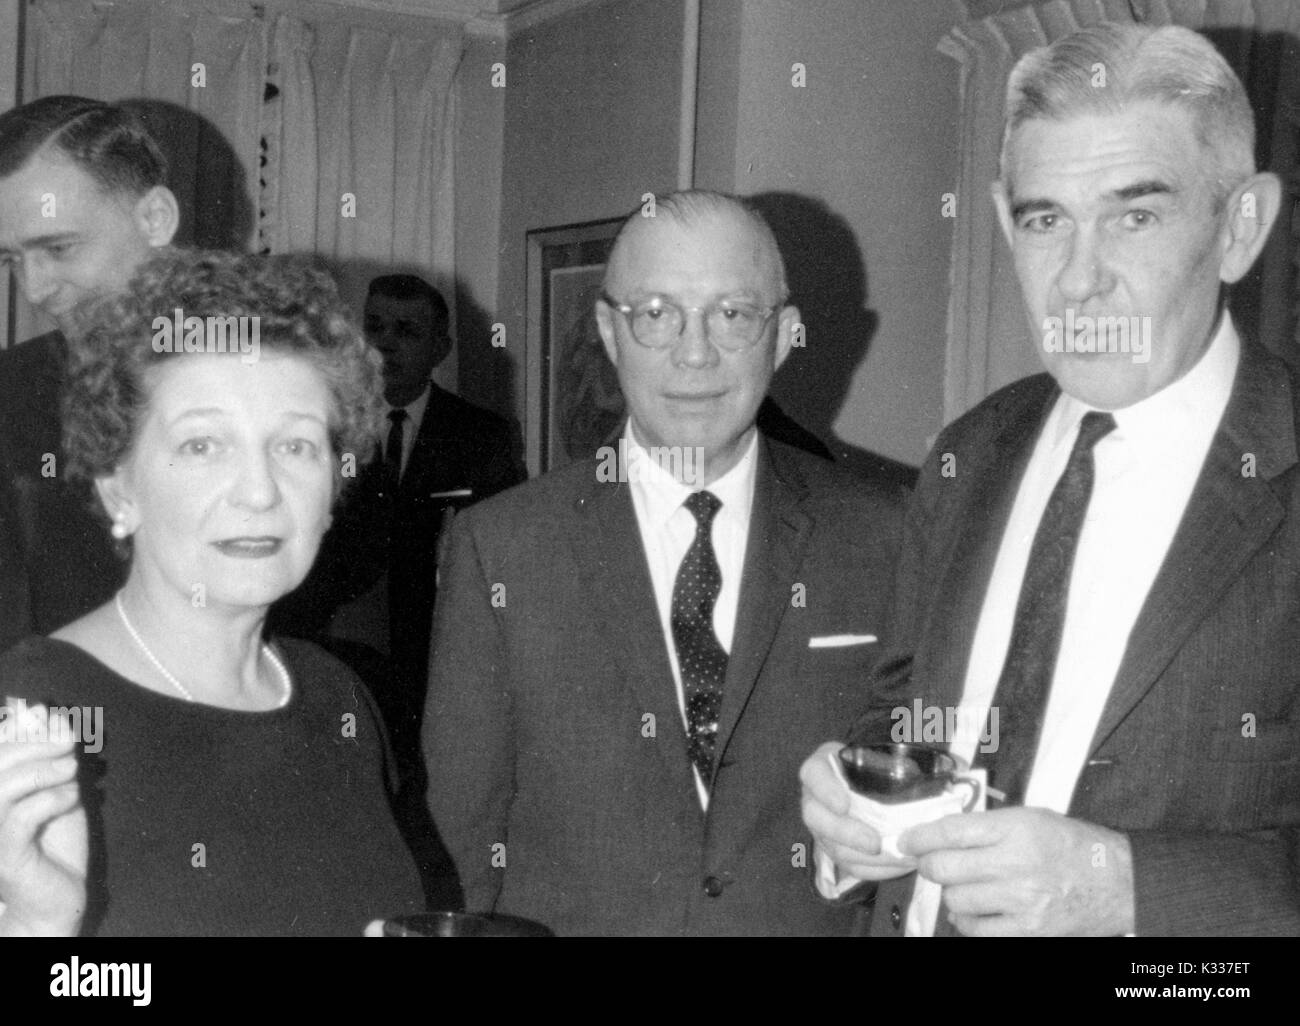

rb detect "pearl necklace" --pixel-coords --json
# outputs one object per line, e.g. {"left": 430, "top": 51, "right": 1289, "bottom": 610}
{"left": 114, "top": 592, "right": 291, "bottom": 707}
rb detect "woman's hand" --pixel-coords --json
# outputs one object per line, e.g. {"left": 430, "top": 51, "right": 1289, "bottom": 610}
{"left": 0, "top": 702, "right": 88, "bottom": 936}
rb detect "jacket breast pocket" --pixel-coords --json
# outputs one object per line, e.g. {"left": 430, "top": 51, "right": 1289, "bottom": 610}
{"left": 802, "top": 643, "right": 881, "bottom": 689}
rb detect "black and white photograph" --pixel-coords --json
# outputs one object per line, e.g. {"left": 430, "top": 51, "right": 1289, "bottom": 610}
{"left": 0, "top": 0, "right": 1294, "bottom": 1007}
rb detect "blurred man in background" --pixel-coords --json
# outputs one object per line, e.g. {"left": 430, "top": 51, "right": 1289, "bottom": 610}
{"left": 0, "top": 96, "right": 178, "bottom": 647}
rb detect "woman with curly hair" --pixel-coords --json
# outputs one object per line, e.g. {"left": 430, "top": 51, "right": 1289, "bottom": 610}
{"left": 0, "top": 249, "right": 425, "bottom": 935}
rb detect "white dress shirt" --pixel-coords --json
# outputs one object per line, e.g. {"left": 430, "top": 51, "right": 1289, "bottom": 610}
{"left": 907, "top": 313, "right": 1241, "bottom": 936}
{"left": 384, "top": 382, "right": 431, "bottom": 479}
{"left": 627, "top": 421, "right": 758, "bottom": 810}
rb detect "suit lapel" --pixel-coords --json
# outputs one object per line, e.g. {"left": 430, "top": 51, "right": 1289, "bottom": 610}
{"left": 713, "top": 440, "right": 813, "bottom": 765}
{"left": 565, "top": 470, "right": 698, "bottom": 804}
{"left": 922, "top": 379, "right": 1058, "bottom": 704}
{"left": 1089, "top": 343, "right": 1297, "bottom": 750}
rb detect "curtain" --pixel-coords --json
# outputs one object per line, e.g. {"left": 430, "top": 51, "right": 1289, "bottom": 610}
{"left": 943, "top": 0, "right": 1300, "bottom": 423}
{"left": 17, "top": 0, "right": 461, "bottom": 354}
{"left": 264, "top": 15, "right": 461, "bottom": 332}
{"left": 20, "top": 0, "right": 266, "bottom": 341}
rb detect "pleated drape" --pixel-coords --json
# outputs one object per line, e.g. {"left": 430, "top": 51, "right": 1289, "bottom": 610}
{"left": 21, "top": 0, "right": 264, "bottom": 340}
{"left": 264, "top": 14, "right": 461, "bottom": 320}
{"left": 18, "top": 0, "right": 460, "bottom": 344}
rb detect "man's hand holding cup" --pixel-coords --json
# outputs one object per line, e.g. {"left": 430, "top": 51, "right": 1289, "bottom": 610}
{"left": 800, "top": 739, "right": 985, "bottom": 897}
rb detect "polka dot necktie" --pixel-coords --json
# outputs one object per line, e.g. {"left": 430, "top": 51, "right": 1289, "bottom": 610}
{"left": 384, "top": 409, "right": 407, "bottom": 492}
{"left": 978, "top": 410, "right": 1117, "bottom": 805}
{"left": 671, "top": 490, "right": 727, "bottom": 786}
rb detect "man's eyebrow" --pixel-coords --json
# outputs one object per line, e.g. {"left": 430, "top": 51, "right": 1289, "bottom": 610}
{"left": 1110, "top": 180, "right": 1176, "bottom": 202}
{"left": 20, "top": 232, "right": 80, "bottom": 246}
{"left": 1009, "top": 180, "right": 1177, "bottom": 222}
{"left": 1009, "top": 198, "right": 1059, "bottom": 222}
{"left": 624, "top": 287, "right": 766, "bottom": 302}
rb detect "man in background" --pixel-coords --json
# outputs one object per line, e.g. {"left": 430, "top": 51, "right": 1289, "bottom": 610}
{"left": 0, "top": 96, "right": 178, "bottom": 646}
{"left": 274, "top": 273, "right": 522, "bottom": 903}
{"left": 277, "top": 274, "right": 523, "bottom": 746}
{"left": 802, "top": 22, "right": 1300, "bottom": 937}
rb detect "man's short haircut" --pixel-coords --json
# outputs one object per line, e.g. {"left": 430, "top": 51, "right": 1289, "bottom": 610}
{"left": 367, "top": 274, "right": 449, "bottom": 324}
{"left": 0, "top": 95, "right": 168, "bottom": 198}
{"left": 1001, "top": 23, "right": 1256, "bottom": 202}
{"left": 605, "top": 189, "right": 789, "bottom": 300}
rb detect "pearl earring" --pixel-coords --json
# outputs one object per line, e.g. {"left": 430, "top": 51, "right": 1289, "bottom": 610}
{"left": 111, "top": 515, "right": 130, "bottom": 540}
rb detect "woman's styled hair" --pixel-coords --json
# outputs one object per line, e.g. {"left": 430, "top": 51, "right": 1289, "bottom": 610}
{"left": 62, "top": 248, "right": 385, "bottom": 496}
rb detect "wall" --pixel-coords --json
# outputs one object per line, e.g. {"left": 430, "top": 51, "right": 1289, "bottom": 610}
{"left": 1, "top": 0, "right": 963, "bottom": 470}
{"left": 454, "top": 26, "right": 508, "bottom": 405}
{"left": 479, "top": 0, "right": 685, "bottom": 429}
{"left": 695, "top": 0, "right": 960, "bottom": 468}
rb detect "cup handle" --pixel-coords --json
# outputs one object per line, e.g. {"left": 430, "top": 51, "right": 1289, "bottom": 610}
{"left": 951, "top": 774, "right": 982, "bottom": 812}
{"left": 828, "top": 748, "right": 852, "bottom": 792}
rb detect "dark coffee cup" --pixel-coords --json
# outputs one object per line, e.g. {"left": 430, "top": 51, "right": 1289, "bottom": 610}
{"left": 838, "top": 742, "right": 980, "bottom": 807}
{"left": 382, "top": 911, "right": 553, "bottom": 937}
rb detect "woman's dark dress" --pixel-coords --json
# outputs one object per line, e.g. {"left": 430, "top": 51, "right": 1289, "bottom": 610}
{"left": 0, "top": 636, "right": 424, "bottom": 936}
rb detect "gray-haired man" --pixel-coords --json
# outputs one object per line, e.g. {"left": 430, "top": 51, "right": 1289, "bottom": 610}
{"left": 802, "top": 22, "right": 1297, "bottom": 937}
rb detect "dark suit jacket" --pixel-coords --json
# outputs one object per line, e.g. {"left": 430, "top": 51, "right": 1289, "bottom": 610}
{"left": 0, "top": 444, "right": 33, "bottom": 653}
{"left": 273, "top": 382, "right": 523, "bottom": 725}
{"left": 386, "top": 382, "right": 525, "bottom": 679}
{"left": 423, "top": 436, "right": 908, "bottom": 935}
{"left": 0, "top": 331, "right": 123, "bottom": 646}
{"left": 852, "top": 338, "right": 1300, "bottom": 937}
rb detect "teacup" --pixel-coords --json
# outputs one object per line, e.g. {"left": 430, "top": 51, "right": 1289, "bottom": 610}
{"left": 832, "top": 742, "right": 984, "bottom": 858}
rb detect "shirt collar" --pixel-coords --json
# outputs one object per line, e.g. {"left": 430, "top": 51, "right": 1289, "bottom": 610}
{"left": 386, "top": 381, "right": 432, "bottom": 431}
{"left": 1052, "top": 310, "right": 1240, "bottom": 450}
{"left": 625, "top": 420, "right": 759, "bottom": 532}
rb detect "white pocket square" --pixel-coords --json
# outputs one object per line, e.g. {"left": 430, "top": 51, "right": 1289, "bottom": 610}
{"left": 808, "top": 634, "right": 877, "bottom": 648}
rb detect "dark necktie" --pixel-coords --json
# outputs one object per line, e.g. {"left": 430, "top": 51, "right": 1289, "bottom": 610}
{"left": 671, "top": 490, "right": 727, "bottom": 786}
{"left": 979, "top": 410, "right": 1117, "bottom": 805}
{"left": 384, "top": 409, "right": 407, "bottom": 492}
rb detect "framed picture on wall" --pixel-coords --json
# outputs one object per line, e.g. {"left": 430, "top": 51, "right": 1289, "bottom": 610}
{"left": 524, "top": 216, "right": 626, "bottom": 476}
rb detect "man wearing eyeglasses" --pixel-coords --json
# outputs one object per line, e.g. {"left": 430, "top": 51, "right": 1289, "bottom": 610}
{"left": 423, "top": 189, "right": 907, "bottom": 935}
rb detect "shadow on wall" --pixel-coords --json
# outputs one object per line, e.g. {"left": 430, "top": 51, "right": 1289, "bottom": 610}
{"left": 122, "top": 98, "right": 255, "bottom": 252}
{"left": 749, "top": 191, "right": 918, "bottom": 488}
{"left": 318, "top": 256, "right": 525, "bottom": 465}
{"left": 450, "top": 275, "right": 521, "bottom": 440}
{"left": 1198, "top": 25, "right": 1298, "bottom": 361}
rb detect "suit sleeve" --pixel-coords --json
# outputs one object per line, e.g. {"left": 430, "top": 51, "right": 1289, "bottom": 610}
{"left": 0, "top": 447, "right": 34, "bottom": 654}
{"left": 1127, "top": 825, "right": 1300, "bottom": 936}
{"left": 422, "top": 511, "right": 514, "bottom": 915}
{"left": 844, "top": 438, "right": 948, "bottom": 742}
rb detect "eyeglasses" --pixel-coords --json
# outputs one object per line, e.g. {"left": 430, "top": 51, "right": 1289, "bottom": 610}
{"left": 600, "top": 292, "right": 784, "bottom": 351}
